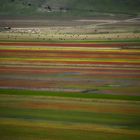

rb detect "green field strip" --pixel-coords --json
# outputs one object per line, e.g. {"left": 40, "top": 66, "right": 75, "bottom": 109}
{"left": 0, "top": 39, "right": 140, "bottom": 43}
{"left": 0, "top": 89, "right": 140, "bottom": 101}
{"left": 0, "top": 95, "right": 140, "bottom": 116}
{"left": 0, "top": 120, "right": 140, "bottom": 140}
{"left": 0, "top": 107, "right": 139, "bottom": 129}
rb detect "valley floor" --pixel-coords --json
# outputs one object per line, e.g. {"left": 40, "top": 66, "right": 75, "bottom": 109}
{"left": 0, "top": 17, "right": 140, "bottom": 139}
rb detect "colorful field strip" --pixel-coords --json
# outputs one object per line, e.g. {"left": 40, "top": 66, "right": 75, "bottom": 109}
{"left": 0, "top": 42, "right": 140, "bottom": 96}
{"left": 0, "top": 41, "right": 140, "bottom": 140}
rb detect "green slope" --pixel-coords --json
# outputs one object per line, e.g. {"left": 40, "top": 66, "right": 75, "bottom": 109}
{"left": 0, "top": 0, "right": 140, "bottom": 18}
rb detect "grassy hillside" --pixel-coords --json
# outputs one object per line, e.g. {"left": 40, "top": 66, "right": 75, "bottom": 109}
{"left": 0, "top": 0, "right": 140, "bottom": 18}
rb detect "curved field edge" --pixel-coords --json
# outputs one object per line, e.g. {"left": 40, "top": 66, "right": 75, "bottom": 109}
{"left": 0, "top": 89, "right": 140, "bottom": 101}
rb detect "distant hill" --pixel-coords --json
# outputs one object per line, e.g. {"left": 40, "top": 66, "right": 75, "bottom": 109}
{"left": 0, "top": 0, "right": 140, "bottom": 18}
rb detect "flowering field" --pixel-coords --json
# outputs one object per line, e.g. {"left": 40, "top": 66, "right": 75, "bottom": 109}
{"left": 0, "top": 41, "right": 140, "bottom": 139}
{"left": 0, "top": 42, "right": 140, "bottom": 95}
